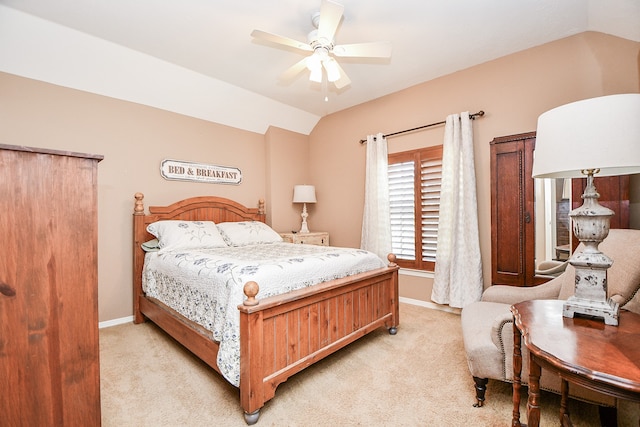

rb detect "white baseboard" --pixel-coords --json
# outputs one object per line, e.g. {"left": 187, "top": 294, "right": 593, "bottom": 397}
{"left": 99, "top": 315, "right": 134, "bottom": 329}
{"left": 399, "top": 296, "right": 461, "bottom": 315}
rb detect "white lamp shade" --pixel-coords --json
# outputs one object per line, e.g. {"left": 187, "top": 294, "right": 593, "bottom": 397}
{"left": 293, "top": 185, "right": 317, "bottom": 203}
{"left": 532, "top": 94, "right": 640, "bottom": 179}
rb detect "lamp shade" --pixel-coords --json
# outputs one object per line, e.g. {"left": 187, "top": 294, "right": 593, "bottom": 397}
{"left": 293, "top": 185, "right": 317, "bottom": 203}
{"left": 532, "top": 94, "right": 640, "bottom": 179}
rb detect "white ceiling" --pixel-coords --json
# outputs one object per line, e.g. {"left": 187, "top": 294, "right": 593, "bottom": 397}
{"left": 1, "top": 0, "right": 639, "bottom": 133}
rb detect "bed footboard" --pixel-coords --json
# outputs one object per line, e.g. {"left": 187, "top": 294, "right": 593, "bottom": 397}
{"left": 238, "top": 257, "right": 399, "bottom": 424}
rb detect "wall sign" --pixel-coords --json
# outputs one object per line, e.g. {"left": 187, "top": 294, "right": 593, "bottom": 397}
{"left": 160, "top": 159, "right": 242, "bottom": 185}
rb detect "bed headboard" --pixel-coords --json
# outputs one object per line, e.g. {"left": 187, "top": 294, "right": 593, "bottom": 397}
{"left": 132, "top": 192, "right": 266, "bottom": 322}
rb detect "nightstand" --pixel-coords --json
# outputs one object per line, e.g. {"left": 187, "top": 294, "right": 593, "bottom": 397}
{"left": 280, "top": 231, "right": 330, "bottom": 246}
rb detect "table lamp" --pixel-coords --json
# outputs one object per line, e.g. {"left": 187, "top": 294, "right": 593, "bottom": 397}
{"left": 533, "top": 93, "right": 640, "bottom": 325}
{"left": 293, "top": 185, "right": 317, "bottom": 233}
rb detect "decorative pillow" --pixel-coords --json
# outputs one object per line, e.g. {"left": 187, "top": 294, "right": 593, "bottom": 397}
{"left": 216, "top": 221, "right": 283, "bottom": 246}
{"left": 146, "top": 220, "right": 228, "bottom": 253}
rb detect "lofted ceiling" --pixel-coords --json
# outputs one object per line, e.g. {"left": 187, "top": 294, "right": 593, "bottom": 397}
{"left": 1, "top": 0, "right": 639, "bottom": 133}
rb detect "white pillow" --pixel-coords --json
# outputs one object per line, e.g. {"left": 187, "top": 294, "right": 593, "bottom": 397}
{"left": 146, "top": 220, "right": 228, "bottom": 253}
{"left": 216, "top": 221, "right": 283, "bottom": 246}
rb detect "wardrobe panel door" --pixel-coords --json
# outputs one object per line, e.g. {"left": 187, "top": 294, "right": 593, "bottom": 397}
{"left": 0, "top": 148, "right": 101, "bottom": 426}
{"left": 491, "top": 143, "right": 525, "bottom": 286}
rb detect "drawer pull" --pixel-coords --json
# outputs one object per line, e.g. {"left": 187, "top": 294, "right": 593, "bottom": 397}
{"left": 0, "top": 282, "right": 16, "bottom": 297}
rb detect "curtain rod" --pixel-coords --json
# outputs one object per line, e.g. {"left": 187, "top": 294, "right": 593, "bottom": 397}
{"left": 359, "top": 110, "right": 485, "bottom": 144}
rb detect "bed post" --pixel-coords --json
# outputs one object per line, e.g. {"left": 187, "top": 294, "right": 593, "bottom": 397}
{"left": 239, "top": 281, "right": 263, "bottom": 425}
{"left": 388, "top": 253, "right": 399, "bottom": 335}
{"left": 133, "top": 192, "right": 146, "bottom": 324}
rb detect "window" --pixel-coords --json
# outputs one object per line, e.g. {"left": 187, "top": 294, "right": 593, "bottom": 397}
{"left": 388, "top": 145, "right": 443, "bottom": 271}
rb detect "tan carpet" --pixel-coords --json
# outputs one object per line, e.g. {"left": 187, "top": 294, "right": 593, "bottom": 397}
{"left": 100, "top": 303, "right": 637, "bottom": 426}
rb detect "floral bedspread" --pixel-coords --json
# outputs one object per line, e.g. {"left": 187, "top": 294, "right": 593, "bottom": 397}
{"left": 142, "top": 242, "right": 386, "bottom": 386}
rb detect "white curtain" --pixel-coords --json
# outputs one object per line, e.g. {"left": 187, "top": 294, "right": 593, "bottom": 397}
{"left": 361, "top": 133, "right": 392, "bottom": 262}
{"left": 431, "top": 112, "right": 483, "bottom": 308}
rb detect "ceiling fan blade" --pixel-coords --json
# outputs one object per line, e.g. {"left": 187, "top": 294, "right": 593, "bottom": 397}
{"left": 279, "top": 57, "right": 310, "bottom": 81}
{"left": 332, "top": 41, "right": 392, "bottom": 58}
{"left": 332, "top": 61, "right": 351, "bottom": 89}
{"left": 317, "top": 0, "right": 344, "bottom": 42}
{"left": 251, "top": 29, "right": 312, "bottom": 52}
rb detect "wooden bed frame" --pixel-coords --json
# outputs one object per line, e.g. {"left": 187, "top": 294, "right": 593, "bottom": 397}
{"left": 132, "top": 193, "right": 399, "bottom": 424}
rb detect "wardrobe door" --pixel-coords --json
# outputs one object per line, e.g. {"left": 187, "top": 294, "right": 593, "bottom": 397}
{"left": 0, "top": 145, "right": 102, "bottom": 426}
{"left": 490, "top": 132, "right": 542, "bottom": 287}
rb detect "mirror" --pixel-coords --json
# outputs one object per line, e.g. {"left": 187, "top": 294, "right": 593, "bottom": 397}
{"left": 534, "top": 178, "right": 571, "bottom": 277}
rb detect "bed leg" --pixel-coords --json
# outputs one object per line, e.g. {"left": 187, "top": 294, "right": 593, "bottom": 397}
{"left": 244, "top": 409, "right": 260, "bottom": 425}
{"left": 388, "top": 326, "right": 398, "bottom": 335}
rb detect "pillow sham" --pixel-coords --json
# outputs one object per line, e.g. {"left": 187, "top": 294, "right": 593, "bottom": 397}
{"left": 146, "top": 220, "right": 228, "bottom": 253}
{"left": 216, "top": 221, "right": 283, "bottom": 246}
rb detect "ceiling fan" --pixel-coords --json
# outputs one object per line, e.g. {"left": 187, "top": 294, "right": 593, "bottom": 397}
{"left": 251, "top": 0, "right": 392, "bottom": 89}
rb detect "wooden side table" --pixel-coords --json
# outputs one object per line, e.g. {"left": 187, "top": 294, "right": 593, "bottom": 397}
{"left": 511, "top": 299, "right": 640, "bottom": 427}
{"left": 280, "top": 231, "right": 329, "bottom": 246}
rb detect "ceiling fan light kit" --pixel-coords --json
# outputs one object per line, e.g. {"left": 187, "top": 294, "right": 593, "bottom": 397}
{"left": 251, "top": 0, "right": 391, "bottom": 90}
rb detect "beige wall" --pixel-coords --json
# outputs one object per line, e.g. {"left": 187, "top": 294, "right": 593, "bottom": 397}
{"left": 1, "top": 31, "right": 638, "bottom": 322}
{"left": 0, "top": 73, "right": 308, "bottom": 321}
{"left": 308, "top": 32, "right": 640, "bottom": 299}
{"left": 264, "top": 126, "right": 312, "bottom": 232}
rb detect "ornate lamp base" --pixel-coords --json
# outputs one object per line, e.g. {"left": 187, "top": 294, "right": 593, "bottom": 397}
{"left": 563, "top": 249, "right": 619, "bottom": 325}
{"left": 563, "top": 297, "right": 619, "bottom": 326}
{"left": 564, "top": 169, "right": 619, "bottom": 326}
{"left": 299, "top": 202, "right": 310, "bottom": 234}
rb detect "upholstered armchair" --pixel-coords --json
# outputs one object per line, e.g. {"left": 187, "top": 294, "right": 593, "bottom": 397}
{"left": 461, "top": 229, "right": 640, "bottom": 412}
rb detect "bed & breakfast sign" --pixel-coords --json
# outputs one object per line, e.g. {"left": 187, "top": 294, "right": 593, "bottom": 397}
{"left": 160, "top": 159, "right": 242, "bottom": 185}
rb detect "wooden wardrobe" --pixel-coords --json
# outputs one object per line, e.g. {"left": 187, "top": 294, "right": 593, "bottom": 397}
{"left": 0, "top": 144, "right": 103, "bottom": 425}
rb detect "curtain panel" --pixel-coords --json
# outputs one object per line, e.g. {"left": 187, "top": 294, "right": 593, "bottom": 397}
{"left": 431, "top": 112, "right": 483, "bottom": 308}
{"left": 361, "top": 133, "right": 392, "bottom": 262}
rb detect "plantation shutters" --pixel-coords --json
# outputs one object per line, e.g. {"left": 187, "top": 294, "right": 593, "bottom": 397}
{"left": 388, "top": 145, "right": 443, "bottom": 271}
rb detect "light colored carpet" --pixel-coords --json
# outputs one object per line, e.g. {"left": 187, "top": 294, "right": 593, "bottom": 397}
{"left": 100, "top": 303, "right": 637, "bottom": 426}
